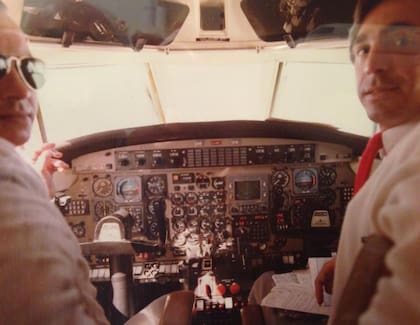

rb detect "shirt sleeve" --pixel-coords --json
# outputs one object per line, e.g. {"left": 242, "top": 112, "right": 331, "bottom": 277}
{"left": 0, "top": 171, "right": 110, "bottom": 325}
{"left": 359, "top": 159, "right": 420, "bottom": 324}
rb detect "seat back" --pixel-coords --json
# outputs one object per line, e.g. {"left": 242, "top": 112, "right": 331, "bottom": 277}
{"left": 159, "top": 290, "right": 195, "bottom": 325}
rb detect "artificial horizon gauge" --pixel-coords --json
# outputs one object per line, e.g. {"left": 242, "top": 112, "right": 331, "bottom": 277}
{"left": 92, "top": 176, "right": 113, "bottom": 197}
{"left": 293, "top": 168, "right": 317, "bottom": 194}
{"left": 115, "top": 176, "right": 142, "bottom": 202}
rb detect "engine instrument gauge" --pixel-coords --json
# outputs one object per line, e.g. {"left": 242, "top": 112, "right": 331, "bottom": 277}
{"left": 185, "top": 192, "right": 198, "bottom": 205}
{"left": 92, "top": 176, "right": 113, "bottom": 197}
{"left": 199, "top": 206, "right": 212, "bottom": 218}
{"left": 172, "top": 206, "right": 185, "bottom": 218}
{"left": 171, "top": 192, "right": 185, "bottom": 205}
{"left": 94, "top": 200, "right": 115, "bottom": 220}
{"left": 198, "top": 192, "right": 211, "bottom": 204}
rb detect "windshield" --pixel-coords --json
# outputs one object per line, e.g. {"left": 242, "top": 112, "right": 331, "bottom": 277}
{"left": 12, "top": 0, "right": 374, "bottom": 152}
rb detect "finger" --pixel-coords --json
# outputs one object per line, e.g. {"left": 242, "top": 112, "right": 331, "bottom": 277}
{"left": 315, "top": 283, "right": 324, "bottom": 305}
{"left": 51, "top": 150, "right": 63, "bottom": 159}
{"left": 53, "top": 160, "right": 69, "bottom": 171}
{"left": 314, "top": 276, "right": 324, "bottom": 304}
{"left": 32, "top": 143, "right": 56, "bottom": 161}
{"left": 41, "top": 142, "right": 56, "bottom": 151}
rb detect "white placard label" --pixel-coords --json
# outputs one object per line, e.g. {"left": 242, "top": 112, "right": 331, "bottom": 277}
{"left": 311, "top": 210, "right": 330, "bottom": 227}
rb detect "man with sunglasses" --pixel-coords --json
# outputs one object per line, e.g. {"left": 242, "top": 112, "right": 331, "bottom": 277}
{"left": 0, "top": 3, "right": 109, "bottom": 324}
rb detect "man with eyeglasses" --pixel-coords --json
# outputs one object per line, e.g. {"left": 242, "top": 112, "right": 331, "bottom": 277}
{"left": 0, "top": 3, "right": 109, "bottom": 324}
{"left": 248, "top": 0, "right": 420, "bottom": 324}
{"left": 315, "top": 0, "right": 420, "bottom": 324}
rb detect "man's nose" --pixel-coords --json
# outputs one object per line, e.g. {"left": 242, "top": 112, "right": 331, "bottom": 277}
{"left": 4, "top": 65, "right": 32, "bottom": 100}
{"left": 363, "top": 44, "right": 390, "bottom": 74}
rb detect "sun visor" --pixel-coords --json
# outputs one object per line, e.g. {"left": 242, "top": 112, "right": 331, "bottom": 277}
{"left": 20, "top": 0, "right": 189, "bottom": 49}
{"left": 240, "top": 0, "right": 356, "bottom": 47}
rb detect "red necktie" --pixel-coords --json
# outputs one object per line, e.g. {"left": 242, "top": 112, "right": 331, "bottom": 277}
{"left": 353, "top": 132, "right": 383, "bottom": 194}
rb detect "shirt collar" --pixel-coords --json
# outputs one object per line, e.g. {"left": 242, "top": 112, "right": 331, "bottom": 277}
{"left": 381, "top": 122, "right": 418, "bottom": 156}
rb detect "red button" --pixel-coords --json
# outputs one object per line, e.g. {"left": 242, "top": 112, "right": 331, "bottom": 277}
{"left": 229, "top": 282, "right": 240, "bottom": 295}
{"left": 217, "top": 284, "right": 226, "bottom": 296}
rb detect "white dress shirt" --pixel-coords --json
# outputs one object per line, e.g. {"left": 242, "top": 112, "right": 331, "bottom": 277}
{"left": 329, "top": 121, "right": 420, "bottom": 324}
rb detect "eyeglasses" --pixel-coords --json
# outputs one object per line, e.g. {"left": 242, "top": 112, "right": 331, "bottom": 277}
{"left": 0, "top": 55, "right": 45, "bottom": 90}
{"left": 351, "top": 25, "right": 420, "bottom": 60}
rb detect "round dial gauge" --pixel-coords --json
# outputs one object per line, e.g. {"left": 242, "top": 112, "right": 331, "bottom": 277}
{"left": 272, "top": 170, "right": 290, "bottom": 188}
{"left": 116, "top": 177, "right": 141, "bottom": 202}
{"left": 171, "top": 193, "right": 185, "bottom": 205}
{"left": 69, "top": 222, "right": 86, "bottom": 238}
{"left": 198, "top": 192, "right": 211, "bottom": 204}
{"left": 92, "top": 177, "right": 113, "bottom": 197}
{"left": 146, "top": 175, "right": 166, "bottom": 195}
{"left": 172, "top": 206, "right": 185, "bottom": 218}
{"left": 185, "top": 192, "right": 198, "bottom": 205}
{"left": 321, "top": 188, "right": 337, "bottom": 206}
{"left": 294, "top": 169, "right": 317, "bottom": 193}
{"left": 213, "top": 191, "right": 226, "bottom": 203}
{"left": 147, "top": 199, "right": 165, "bottom": 216}
{"left": 199, "top": 206, "right": 212, "bottom": 218}
{"left": 214, "top": 205, "right": 226, "bottom": 216}
{"left": 94, "top": 200, "right": 115, "bottom": 220}
{"left": 319, "top": 166, "right": 337, "bottom": 186}
{"left": 186, "top": 206, "right": 198, "bottom": 217}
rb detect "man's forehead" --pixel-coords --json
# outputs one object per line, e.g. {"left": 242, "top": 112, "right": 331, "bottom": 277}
{"left": 0, "top": 28, "right": 30, "bottom": 56}
{"left": 0, "top": 28, "right": 26, "bottom": 37}
{"left": 354, "top": 23, "right": 420, "bottom": 48}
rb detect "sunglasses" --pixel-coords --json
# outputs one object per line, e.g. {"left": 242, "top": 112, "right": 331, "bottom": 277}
{"left": 0, "top": 55, "right": 45, "bottom": 90}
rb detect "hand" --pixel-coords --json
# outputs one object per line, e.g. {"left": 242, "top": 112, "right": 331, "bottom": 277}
{"left": 314, "top": 256, "right": 336, "bottom": 305}
{"left": 32, "top": 143, "right": 69, "bottom": 197}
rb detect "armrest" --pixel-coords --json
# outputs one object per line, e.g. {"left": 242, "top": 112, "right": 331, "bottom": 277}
{"left": 241, "top": 304, "right": 265, "bottom": 325}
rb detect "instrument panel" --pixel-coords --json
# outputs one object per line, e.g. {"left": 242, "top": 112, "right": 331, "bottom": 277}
{"left": 54, "top": 120, "right": 366, "bottom": 320}
{"left": 57, "top": 136, "right": 355, "bottom": 263}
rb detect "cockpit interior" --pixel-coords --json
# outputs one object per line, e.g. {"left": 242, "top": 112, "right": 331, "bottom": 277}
{"left": 5, "top": 0, "right": 376, "bottom": 324}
